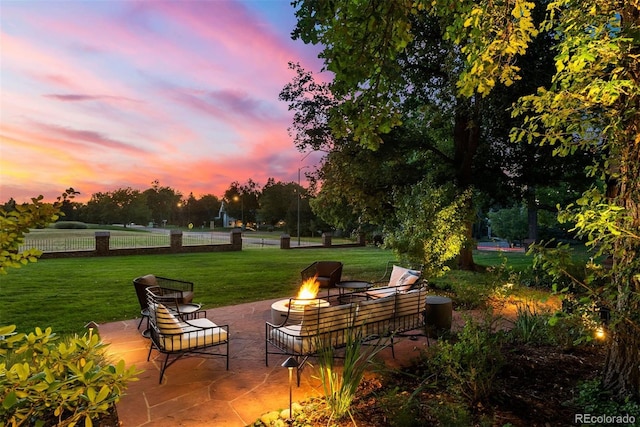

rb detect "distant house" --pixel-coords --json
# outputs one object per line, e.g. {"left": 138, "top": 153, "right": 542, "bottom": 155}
{"left": 217, "top": 202, "right": 237, "bottom": 228}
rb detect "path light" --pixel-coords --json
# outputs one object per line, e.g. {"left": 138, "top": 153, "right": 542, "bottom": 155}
{"left": 595, "top": 326, "right": 606, "bottom": 341}
{"left": 84, "top": 321, "right": 99, "bottom": 340}
{"left": 282, "top": 356, "right": 299, "bottom": 425}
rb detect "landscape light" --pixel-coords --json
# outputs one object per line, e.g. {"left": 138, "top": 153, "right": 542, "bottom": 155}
{"left": 281, "top": 356, "right": 299, "bottom": 425}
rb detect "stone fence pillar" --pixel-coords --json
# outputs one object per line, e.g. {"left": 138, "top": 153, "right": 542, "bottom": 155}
{"left": 95, "top": 231, "right": 110, "bottom": 256}
{"left": 230, "top": 229, "right": 242, "bottom": 249}
{"left": 322, "top": 232, "right": 332, "bottom": 247}
{"left": 280, "top": 234, "right": 291, "bottom": 249}
{"left": 358, "top": 232, "right": 366, "bottom": 246}
{"left": 170, "top": 230, "right": 183, "bottom": 252}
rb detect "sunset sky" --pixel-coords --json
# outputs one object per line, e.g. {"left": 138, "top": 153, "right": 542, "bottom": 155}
{"left": 0, "top": 0, "right": 328, "bottom": 203}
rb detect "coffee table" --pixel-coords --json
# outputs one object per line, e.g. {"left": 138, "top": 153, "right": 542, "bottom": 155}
{"left": 336, "top": 280, "right": 372, "bottom": 303}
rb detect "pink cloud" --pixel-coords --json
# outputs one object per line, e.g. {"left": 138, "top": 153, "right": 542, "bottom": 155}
{"left": 1, "top": 1, "right": 327, "bottom": 204}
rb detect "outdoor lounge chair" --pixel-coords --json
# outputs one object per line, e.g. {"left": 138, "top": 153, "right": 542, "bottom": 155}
{"left": 301, "top": 261, "right": 343, "bottom": 297}
{"left": 133, "top": 274, "right": 195, "bottom": 337}
{"left": 146, "top": 286, "right": 229, "bottom": 383}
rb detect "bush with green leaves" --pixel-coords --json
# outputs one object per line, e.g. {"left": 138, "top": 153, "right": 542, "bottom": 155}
{"left": 384, "top": 180, "right": 473, "bottom": 279}
{"left": 0, "top": 197, "right": 59, "bottom": 274}
{"left": 52, "top": 221, "right": 88, "bottom": 229}
{"left": 0, "top": 324, "right": 139, "bottom": 427}
{"left": 377, "top": 386, "right": 424, "bottom": 427}
{"left": 429, "top": 317, "right": 504, "bottom": 406}
{"left": 572, "top": 379, "right": 640, "bottom": 422}
{"left": 487, "top": 205, "right": 528, "bottom": 246}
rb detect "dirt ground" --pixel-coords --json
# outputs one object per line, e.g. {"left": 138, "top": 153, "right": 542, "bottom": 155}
{"left": 300, "top": 342, "right": 605, "bottom": 427}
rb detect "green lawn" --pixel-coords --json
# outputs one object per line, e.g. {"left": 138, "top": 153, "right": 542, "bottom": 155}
{"left": 1, "top": 247, "right": 396, "bottom": 334}
{"left": 1, "top": 245, "right": 544, "bottom": 335}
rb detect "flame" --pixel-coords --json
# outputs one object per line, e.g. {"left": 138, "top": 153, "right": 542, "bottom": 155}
{"left": 296, "top": 275, "right": 320, "bottom": 300}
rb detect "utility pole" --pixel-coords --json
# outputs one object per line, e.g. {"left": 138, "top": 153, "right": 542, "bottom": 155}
{"left": 297, "top": 166, "right": 310, "bottom": 246}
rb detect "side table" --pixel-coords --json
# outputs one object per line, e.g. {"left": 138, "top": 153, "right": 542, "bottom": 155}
{"left": 336, "top": 281, "right": 372, "bottom": 303}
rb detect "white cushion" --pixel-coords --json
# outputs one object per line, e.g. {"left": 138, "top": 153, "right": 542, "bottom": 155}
{"left": 270, "top": 324, "right": 317, "bottom": 354}
{"left": 396, "top": 271, "right": 420, "bottom": 292}
{"left": 355, "top": 294, "right": 396, "bottom": 338}
{"left": 365, "top": 286, "right": 398, "bottom": 300}
{"left": 388, "top": 265, "right": 420, "bottom": 287}
{"left": 155, "top": 304, "right": 184, "bottom": 334}
{"left": 159, "top": 317, "right": 228, "bottom": 351}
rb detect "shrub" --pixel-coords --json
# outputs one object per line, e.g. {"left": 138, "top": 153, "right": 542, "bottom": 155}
{"left": 424, "top": 400, "right": 473, "bottom": 427}
{"left": 572, "top": 379, "right": 640, "bottom": 422}
{"left": 0, "top": 324, "right": 139, "bottom": 427}
{"left": 53, "top": 221, "right": 88, "bottom": 229}
{"left": 378, "top": 387, "right": 423, "bottom": 427}
{"left": 313, "top": 331, "right": 388, "bottom": 423}
{"left": 508, "top": 301, "right": 554, "bottom": 345}
{"left": 429, "top": 317, "right": 504, "bottom": 405}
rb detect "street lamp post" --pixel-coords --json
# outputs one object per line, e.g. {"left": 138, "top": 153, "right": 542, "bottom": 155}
{"left": 297, "top": 166, "right": 310, "bottom": 246}
{"left": 233, "top": 195, "right": 244, "bottom": 227}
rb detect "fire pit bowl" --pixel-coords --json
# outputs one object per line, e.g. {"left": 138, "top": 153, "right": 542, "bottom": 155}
{"left": 271, "top": 298, "right": 330, "bottom": 324}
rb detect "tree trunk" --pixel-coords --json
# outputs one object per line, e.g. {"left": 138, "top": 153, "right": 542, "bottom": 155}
{"left": 602, "top": 128, "right": 640, "bottom": 400}
{"left": 458, "top": 219, "right": 477, "bottom": 271}
{"left": 453, "top": 103, "right": 480, "bottom": 271}
{"left": 526, "top": 186, "right": 538, "bottom": 242}
{"left": 603, "top": 312, "right": 640, "bottom": 400}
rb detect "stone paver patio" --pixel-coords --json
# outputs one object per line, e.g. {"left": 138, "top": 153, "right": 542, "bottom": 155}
{"left": 100, "top": 294, "right": 437, "bottom": 426}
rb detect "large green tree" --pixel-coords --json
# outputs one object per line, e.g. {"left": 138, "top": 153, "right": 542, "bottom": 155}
{"left": 290, "top": 1, "right": 570, "bottom": 270}
{"left": 292, "top": 0, "right": 640, "bottom": 399}
{"left": 510, "top": 0, "right": 640, "bottom": 399}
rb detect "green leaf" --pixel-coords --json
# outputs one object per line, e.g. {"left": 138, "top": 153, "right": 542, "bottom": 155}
{"left": 2, "top": 391, "right": 17, "bottom": 409}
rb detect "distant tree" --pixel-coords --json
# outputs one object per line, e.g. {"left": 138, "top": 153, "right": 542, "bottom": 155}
{"left": 2, "top": 198, "right": 17, "bottom": 212}
{"left": 257, "top": 178, "right": 299, "bottom": 228}
{"left": 86, "top": 187, "right": 150, "bottom": 226}
{"left": 487, "top": 205, "right": 528, "bottom": 245}
{"left": 190, "top": 194, "right": 221, "bottom": 229}
{"left": 57, "top": 188, "right": 82, "bottom": 222}
{"left": 223, "top": 180, "right": 260, "bottom": 226}
{"left": 142, "top": 180, "right": 182, "bottom": 226}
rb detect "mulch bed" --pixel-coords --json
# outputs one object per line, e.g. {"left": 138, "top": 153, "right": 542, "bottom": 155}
{"left": 300, "top": 342, "right": 605, "bottom": 426}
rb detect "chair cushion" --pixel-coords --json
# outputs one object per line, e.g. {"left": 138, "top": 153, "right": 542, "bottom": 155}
{"left": 396, "top": 271, "right": 420, "bottom": 292}
{"left": 269, "top": 324, "right": 316, "bottom": 354}
{"left": 137, "top": 274, "right": 157, "bottom": 286}
{"left": 155, "top": 303, "right": 185, "bottom": 334}
{"left": 388, "top": 265, "right": 420, "bottom": 288}
{"left": 365, "top": 286, "right": 398, "bottom": 300}
{"left": 160, "top": 319, "right": 228, "bottom": 351}
{"left": 316, "top": 277, "right": 332, "bottom": 288}
{"left": 355, "top": 294, "right": 396, "bottom": 338}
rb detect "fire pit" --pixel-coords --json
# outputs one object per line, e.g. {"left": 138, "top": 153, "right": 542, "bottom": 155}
{"left": 271, "top": 298, "right": 330, "bottom": 324}
{"left": 270, "top": 275, "right": 329, "bottom": 324}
